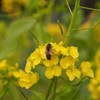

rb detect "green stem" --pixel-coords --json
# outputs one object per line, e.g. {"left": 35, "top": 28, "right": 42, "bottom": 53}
{"left": 52, "top": 78, "right": 57, "bottom": 100}
{"left": 79, "top": 6, "right": 100, "bottom": 12}
{"left": 17, "top": 87, "right": 30, "bottom": 100}
{"left": 64, "top": 0, "right": 80, "bottom": 46}
{"left": 45, "top": 80, "right": 53, "bottom": 100}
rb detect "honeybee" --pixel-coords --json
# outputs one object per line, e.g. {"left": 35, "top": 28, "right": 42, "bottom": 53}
{"left": 45, "top": 43, "right": 53, "bottom": 60}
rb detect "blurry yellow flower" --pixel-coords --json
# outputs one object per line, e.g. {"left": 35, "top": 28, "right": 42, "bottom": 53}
{"left": 80, "top": 61, "right": 94, "bottom": 77}
{"left": 45, "top": 65, "right": 62, "bottom": 79}
{"left": 80, "top": 11, "right": 96, "bottom": 30}
{"left": 47, "top": 23, "right": 67, "bottom": 42}
{"left": 88, "top": 69, "right": 100, "bottom": 100}
{"left": 94, "top": 23, "right": 100, "bottom": 43}
{"left": 8, "top": 63, "right": 19, "bottom": 77}
{"left": 2, "top": 0, "right": 13, "bottom": 13}
{"left": 0, "top": 60, "right": 7, "bottom": 71}
{"left": 40, "top": 0, "right": 47, "bottom": 6}
{"left": 66, "top": 66, "right": 81, "bottom": 81}
{"left": 95, "top": 50, "right": 100, "bottom": 68}
{"left": 95, "top": 69, "right": 100, "bottom": 82}
{"left": 20, "top": 0, "right": 28, "bottom": 5}
{"left": 14, "top": 70, "right": 39, "bottom": 89}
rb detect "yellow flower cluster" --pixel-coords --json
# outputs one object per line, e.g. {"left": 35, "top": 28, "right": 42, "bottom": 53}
{"left": 0, "top": 59, "right": 18, "bottom": 77}
{"left": 88, "top": 50, "right": 100, "bottom": 100}
{"left": 13, "top": 70, "right": 39, "bottom": 89}
{"left": 1, "top": 0, "right": 28, "bottom": 14}
{"left": 25, "top": 42, "right": 94, "bottom": 81}
{"left": 0, "top": 59, "right": 18, "bottom": 90}
{"left": 88, "top": 69, "right": 100, "bottom": 100}
{"left": 0, "top": 59, "right": 39, "bottom": 89}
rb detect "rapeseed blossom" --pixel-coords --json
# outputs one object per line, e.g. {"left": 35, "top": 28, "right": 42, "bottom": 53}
{"left": 25, "top": 42, "right": 94, "bottom": 81}
{"left": 88, "top": 50, "right": 100, "bottom": 100}
{"left": 80, "top": 61, "right": 94, "bottom": 78}
{"left": 0, "top": 59, "right": 39, "bottom": 89}
{"left": 88, "top": 69, "right": 100, "bottom": 100}
{"left": 13, "top": 70, "right": 39, "bottom": 89}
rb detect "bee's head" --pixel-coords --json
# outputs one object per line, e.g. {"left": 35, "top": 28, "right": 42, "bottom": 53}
{"left": 46, "top": 43, "right": 52, "bottom": 50}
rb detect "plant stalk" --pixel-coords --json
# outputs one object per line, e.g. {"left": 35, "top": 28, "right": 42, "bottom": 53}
{"left": 52, "top": 77, "right": 57, "bottom": 100}
{"left": 64, "top": 0, "right": 80, "bottom": 46}
{"left": 45, "top": 80, "right": 53, "bottom": 100}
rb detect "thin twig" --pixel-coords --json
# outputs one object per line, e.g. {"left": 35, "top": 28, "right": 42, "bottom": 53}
{"left": 52, "top": 78, "right": 57, "bottom": 100}
{"left": 45, "top": 80, "right": 53, "bottom": 100}
{"left": 79, "top": 6, "right": 100, "bottom": 12}
{"left": 74, "top": 19, "right": 100, "bottom": 31}
{"left": 92, "top": 19, "right": 100, "bottom": 28}
{"left": 66, "top": 0, "right": 73, "bottom": 15}
{"left": 74, "top": 27, "right": 93, "bottom": 31}
{"left": 17, "top": 87, "right": 30, "bottom": 100}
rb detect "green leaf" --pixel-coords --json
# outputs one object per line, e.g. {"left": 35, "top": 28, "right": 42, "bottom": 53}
{"left": 56, "top": 86, "right": 81, "bottom": 100}
{"left": 7, "top": 17, "right": 36, "bottom": 39}
{"left": 0, "top": 17, "right": 36, "bottom": 58}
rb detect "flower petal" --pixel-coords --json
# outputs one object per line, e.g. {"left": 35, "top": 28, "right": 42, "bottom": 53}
{"left": 69, "top": 46, "right": 79, "bottom": 58}
{"left": 60, "top": 56, "right": 74, "bottom": 69}
{"left": 51, "top": 55, "right": 59, "bottom": 65}
{"left": 81, "top": 62, "right": 91, "bottom": 72}
{"left": 85, "top": 69, "right": 94, "bottom": 78}
{"left": 72, "top": 67, "right": 81, "bottom": 79}
{"left": 25, "top": 61, "right": 32, "bottom": 73}
{"left": 66, "top": 69, "right": 75, "bottom": 81}
{"left": 53, "top": 66, "right": 62, "bottom": 76}
{"left": 45, "top": 68, "right": 54, "bottom": 79}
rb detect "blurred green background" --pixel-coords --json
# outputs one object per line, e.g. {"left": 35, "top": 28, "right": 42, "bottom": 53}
{"left": 0, "top": 0, "right": 100, "bottom": 100}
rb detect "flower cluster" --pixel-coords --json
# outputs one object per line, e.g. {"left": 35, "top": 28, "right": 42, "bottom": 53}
{"left": 88, "top": 69, "right": 100, "bottom": 100}
{"left": 0, "top": 59, "right": 18, "bottom": 78}
{"left": 0, "top": 59, "right": 18, "bottom": 90}
{"left": 25, "top": 42, "right": 94, "bottom": 82}
{"left": 0, "top": 59, "right": 39, "bottom": 89}
{"left": 88, "top": 50, "right": 100, "bottom": 100}
{"left": 13, "top": 70, "right": 39, "bottom": 89}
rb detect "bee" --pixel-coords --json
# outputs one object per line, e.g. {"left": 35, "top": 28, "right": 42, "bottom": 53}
{"left": 45, "top": 43, "right": 53, "bottom": 60}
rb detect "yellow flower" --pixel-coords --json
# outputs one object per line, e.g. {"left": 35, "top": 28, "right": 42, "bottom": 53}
{"left": 66, "top": 66, "right": 81, "bottom": 81}
{"left": 60, "top": 56, "right": 74, "bottom": 69}
{"left": 45, "top": 65, "right": 62, "bottom": 79}
{"left": 60, "top": 46, "right": 69, "bottom": 56}
{"left": 80, "top": 61, "right": 94, "bottom": 77}
{"left": 68, "top": 46, "right": 79, "bottom": 59}
{"left": 0, "top": 60, "right": 7, "bottom": 71}
{"left": 25, "top": 47, "right": 46, "bottom": 73}
{"left": 13, "top": 70, "right": 39, "bottom": 89}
